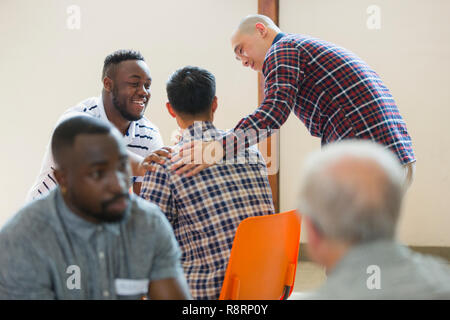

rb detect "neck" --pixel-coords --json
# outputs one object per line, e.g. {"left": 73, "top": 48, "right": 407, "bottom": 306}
{"left": 61, "top": 192, "right": 101, "bottom": 225}
{"left": 267, "top": 28, "right": 282, "bottom": 44}
{"left": 102, "top": 90, "right": 131, "bottom": 136}
{"left": 178, "top": 116, "right": 213, "bottom": 130}
{"left": 322, "top": 241, "right": 351, "bottom": 274}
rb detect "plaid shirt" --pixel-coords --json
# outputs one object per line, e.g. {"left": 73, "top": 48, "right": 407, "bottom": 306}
{"left": 140, "top": 121, "right": 275, "bottom": 300}
{"left": 231, "top": 33, "right": 415, "bottom": 165}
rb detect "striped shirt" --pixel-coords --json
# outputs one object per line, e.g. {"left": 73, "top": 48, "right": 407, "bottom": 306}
{"left": 140, "top": 121, "right": 275, "bottom": 300}
{"left": 27, "top": 96, "right": 164, "bottom": 201}
{"left": 229, "top": 33, "right": 415, "bottom": 165}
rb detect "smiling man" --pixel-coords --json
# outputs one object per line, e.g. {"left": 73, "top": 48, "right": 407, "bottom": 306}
{"left": 27, "top": 49, "right": 168, "bottom": 201}
{"left": 0, "top": 116, "right": 191, "bottom": 299}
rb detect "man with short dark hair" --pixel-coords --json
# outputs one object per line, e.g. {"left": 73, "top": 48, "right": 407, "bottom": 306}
{"left": 28, "top": 49, "right": 168, "bottom": 201}
{"left": 0, "top": 116, "right": 191, "bottom": 300}
{"left": 140, "top": 66, "right": 275, "bottom": 300}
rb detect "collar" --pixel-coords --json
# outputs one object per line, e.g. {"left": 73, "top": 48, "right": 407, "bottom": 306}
{"left": 328, "top": 239, "right": 406, "bottom": 276}
{"left": 55, "top": 187, "right": 123, "bottom": 240}
{"left": 179, "top": 121, "right": 221, "bottom": 143}
{"left": 262, "top": 33, "right": 287, "bottom": 74}
{"left": 272, "top": 32, "right": 286, "bottom": 45}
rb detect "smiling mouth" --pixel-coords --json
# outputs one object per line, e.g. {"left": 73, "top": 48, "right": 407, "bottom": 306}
{"left": 131, "top": 98, "right": 147, "bottom": 108}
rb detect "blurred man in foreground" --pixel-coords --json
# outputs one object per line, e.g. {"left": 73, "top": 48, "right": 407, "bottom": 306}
{"left": 296, "top": 140, "right": 449, "bottom": 299}
{"left": 0, "top": 116, "right": 191, "bottom": 299}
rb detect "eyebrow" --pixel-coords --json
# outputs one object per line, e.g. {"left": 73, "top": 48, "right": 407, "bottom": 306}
{"left": 87, "top": 154, "right": 128, "bottom": 166}
{"left": 87, "top": 160, "right": 108, "bottom": 167}
{"left": 129, "top": 75, "right": 152, "bottom": 81}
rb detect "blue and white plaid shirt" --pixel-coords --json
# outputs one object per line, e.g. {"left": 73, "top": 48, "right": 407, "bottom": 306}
{"left": 140, "top": 121, "right": 275, "bottom": 300}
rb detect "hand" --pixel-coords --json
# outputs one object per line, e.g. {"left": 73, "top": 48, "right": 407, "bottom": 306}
{"left": 170, "top": 140, "right": 223, "bottom": 177}
{"left": 139, "top": 147, "right": 173, "bottom": 175}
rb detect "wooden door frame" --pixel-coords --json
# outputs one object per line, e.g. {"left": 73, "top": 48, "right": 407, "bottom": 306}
{"left": 257, "top": 0, "right": 280, "bottom": 212}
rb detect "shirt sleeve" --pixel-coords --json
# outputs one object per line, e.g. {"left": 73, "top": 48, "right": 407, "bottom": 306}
{"left": 139, "top": 165, "right": 177, "bottom": 224}
{"left": 0, "top": 231, "right": 55, "bottom": 300}
{"left": 224, "top": 41, "right": 302, "bottom": 157}
{"left": 26, "top": 141, "right": 58, "bottom": 202}
{"left": 148, "top": 209, "right": 184, "bottom": 282}
{"left": 27, "top": 111, "right": 90, "bottom": 202}
{"left": 149, "top": 127, "right": 164, "bottom": 151}
{"left": 132, "top": 124, "right": 164, "bottom": 184}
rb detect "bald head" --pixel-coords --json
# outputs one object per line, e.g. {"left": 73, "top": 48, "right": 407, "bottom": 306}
{"left": 298, "top": 140, "right": 404, "bottom": 244}
{"left": 231, "top": 14, "right": 281, "bottom": 72}
{"left": 235, "top": 14, "right": 281, "bottom": 35}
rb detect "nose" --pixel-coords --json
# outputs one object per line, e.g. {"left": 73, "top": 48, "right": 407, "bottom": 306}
{"left": 107, "top": 171, "right": 128, "bottom": 194}
{"left": 137, "top": 84, "right": 150, "bottom": 98}
{"left": 241, "top": 59, "right": 250, "bottom": 67}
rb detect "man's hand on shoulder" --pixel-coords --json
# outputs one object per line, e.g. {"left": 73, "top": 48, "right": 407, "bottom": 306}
{"left": 169, "top": 140, "right": 223, "bottom": 177}
{"left": 140, "top": 147, "right": 173, "bottom": 175}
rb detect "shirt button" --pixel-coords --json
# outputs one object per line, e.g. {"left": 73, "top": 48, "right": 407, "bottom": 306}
{"left": 98, "top": 251, "right": 105, "bottom": 259}
{"left": 103, "top": 290, "right": 109, "bottom": 297}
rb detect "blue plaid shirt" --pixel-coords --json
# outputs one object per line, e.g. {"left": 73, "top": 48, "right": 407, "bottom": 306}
{"left": 140, "top": 121, "right": 275, "bottom": 300}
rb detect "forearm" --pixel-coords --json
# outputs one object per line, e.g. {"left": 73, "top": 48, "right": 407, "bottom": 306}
{"left": 127, "top": 150, "right": 145, "bottom": 177}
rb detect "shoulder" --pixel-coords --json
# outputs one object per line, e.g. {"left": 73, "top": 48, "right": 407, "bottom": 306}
{"left": 0, "top": 193, "right": 59, "bottom": 249}
{"left": 57, "top": 97, "right": 100, "bottom": 124}
{"left": 143, "top": 162, "right": 171, "bottom": 183}
{"left": 65, "top": 96, "right": 100, "bottom": 113}
{"left": 269, "top": 34, "right": 303, "bottom": 53}
{"left": 134, "top": 116, "right": 162, "bottom": 135}
{"left": 126, "top": 195, "right": 171, "bottom": 229}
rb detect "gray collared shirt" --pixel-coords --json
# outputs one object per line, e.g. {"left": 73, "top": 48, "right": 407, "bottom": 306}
{"left": 0, "top": 188, "right": 185, "bottom": 299}
{"left": 305, "top": 240, "right": 450, "bottom": 300}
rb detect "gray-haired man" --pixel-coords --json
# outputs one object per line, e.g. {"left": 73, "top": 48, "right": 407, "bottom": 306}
{"left": 296, "top": 140, "right": 449, "bottom": 299}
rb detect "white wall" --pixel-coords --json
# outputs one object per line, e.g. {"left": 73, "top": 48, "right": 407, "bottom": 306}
{"left": 0, "top": 0, "right": 258, "bottom": 225}
{"left": 280, "top": 0, "right": 450, "bottom": 246}
{"left": 1, "top": 0, "right": 449, "bottom": 247}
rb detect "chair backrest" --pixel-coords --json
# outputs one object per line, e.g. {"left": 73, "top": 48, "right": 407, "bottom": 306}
{"left": 219, "top": 210, "right": 302, "bottom": 300}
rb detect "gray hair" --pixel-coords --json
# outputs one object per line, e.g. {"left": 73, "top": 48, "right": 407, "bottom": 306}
{"left": 237, "top": 14, "right": 281, "bottom": 34}
{"left": 297, "top": 140, "right": 404, "bottom": 244}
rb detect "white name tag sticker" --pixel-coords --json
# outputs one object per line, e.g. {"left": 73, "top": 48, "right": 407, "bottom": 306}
{"left": 115, "top": 278, "right": 149, "bottom": 296}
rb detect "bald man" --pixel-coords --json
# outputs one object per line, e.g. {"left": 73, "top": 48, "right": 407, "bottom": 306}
{"left": 171, "top": 15, "right": 416, "bottom": 189}
{"left": 295, "top": 140, "right": 449, "bottom": 299}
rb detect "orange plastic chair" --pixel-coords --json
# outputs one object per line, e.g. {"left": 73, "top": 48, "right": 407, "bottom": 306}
{"left": 219, "top": 210, "right": 302, "bottom": 300}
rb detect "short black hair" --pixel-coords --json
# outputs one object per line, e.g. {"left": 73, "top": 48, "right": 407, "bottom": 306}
{"left": 102, "top": 49, "right": 145, "bottom": 80}
{"left": 166, "top": 66, "right": 216, "bottom": 116}
{"left": 51, "top": 116, "right": 113, "bottom": 166}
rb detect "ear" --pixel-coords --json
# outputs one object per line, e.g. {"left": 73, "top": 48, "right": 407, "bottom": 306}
{"left": 53, "top": 168, "right": 68, "bottom": 192}
{"left": 304, "top": 216, "right": 322, "bottom": 250}
{"left": 103, "top": 76, "right": 113, "bottom": 93}
{"left": 255, "top": 22, "right": 268, "bottom": 37}
{"left": 211, "top": 96, "right": 218, "bottom": 115}
{"left": 166, "top": 102, "right": 177, "bottom": 118}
